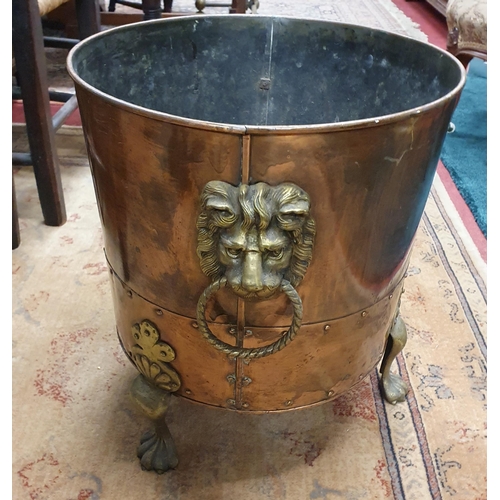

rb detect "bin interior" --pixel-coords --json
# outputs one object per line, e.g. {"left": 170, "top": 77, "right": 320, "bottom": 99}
{"left": 71, "top": 16, "right": 463, "bottom": 126}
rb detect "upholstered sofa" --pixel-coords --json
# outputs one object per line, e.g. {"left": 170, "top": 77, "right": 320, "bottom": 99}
{"left": 446, "top": 0, "right": 487, "bottom": 65}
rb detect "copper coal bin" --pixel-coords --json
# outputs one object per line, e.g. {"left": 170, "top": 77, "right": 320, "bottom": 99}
{"left": 68, "top": 15, "right": 465, "bottom": 473}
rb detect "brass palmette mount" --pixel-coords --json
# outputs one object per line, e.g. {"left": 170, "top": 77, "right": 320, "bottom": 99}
{"left": 128, "top": 320, "right": 181, "bottom": 474}
{"left": 195, "top": 180, "right": 315, "bottom": 358}
{"left": 130, "top": 320, "right": 181, "bottom": 392}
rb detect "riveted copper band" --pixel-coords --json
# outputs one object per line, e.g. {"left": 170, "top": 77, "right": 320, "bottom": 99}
{"left": 109, "top": 266, "right": 404, "bottom": 412}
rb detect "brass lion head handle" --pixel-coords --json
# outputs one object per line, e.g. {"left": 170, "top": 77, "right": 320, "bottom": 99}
{"left": 195, "top": 181, "right": 315, "bottom": 359}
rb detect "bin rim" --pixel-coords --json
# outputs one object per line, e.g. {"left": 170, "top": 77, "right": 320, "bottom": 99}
{"left": 67, "top": 14, "right": 466, "bottom": 136}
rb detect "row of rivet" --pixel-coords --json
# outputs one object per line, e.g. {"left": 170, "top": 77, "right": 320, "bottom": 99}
{"left": 122, "top": 282, "right": 400, "bottom": 336}
{"left": 226, "top": 399, "right": 250, "bottom": 409}
{"left": 228, "top": 327, "right": 253, "bottom": 336}
{"left": 226, "top": 374, "right": 252, "bottom": 385}
{"left": 224, "top": 376, "right": 369, "bottom": 410}
{"left": 125, "top": 285, "right": 165, "bottom": 316}
{"left": 322, "top": 308, "right": 369, "bottom": 332}
{"left": 121, "top": 277, "right": 399, "bottom": 410}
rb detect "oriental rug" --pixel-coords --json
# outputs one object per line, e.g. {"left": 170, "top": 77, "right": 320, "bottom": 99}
{"left": 12, "top": 1, "right": 486, "bottom": 499}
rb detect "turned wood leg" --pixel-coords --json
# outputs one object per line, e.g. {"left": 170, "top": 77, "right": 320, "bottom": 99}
{"left": 230, "top": 0, "right": 247, "bottom": 13}
{"left": 13, "top": 177, "right": 21, "bottom": 250}
{"left": 456, "top": 53, "right": 474, "bottom": 69}
{"left": 380, "top": 313, "right": 409, "bottom": 404}
{"left": 130, "top": 374, "right": 178, "bottom": 474}
{"left": 142, "top": 0, "right": 162, "bottom": 20}
{"left": 75, "top": 0, "right": 101, "bottom": 39}
{"left": 12, "top": 0, "right": 67, "bottom": 227}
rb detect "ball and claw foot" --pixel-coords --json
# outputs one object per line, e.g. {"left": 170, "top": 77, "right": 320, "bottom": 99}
{"left": 130, "top": 374, "right": 179, "bottom": 474}
{"left": 380, "top": 313, "right": 409, "bottom": 404}
{"left": 382, "top": 372, "right": 408, "bottom": 405}
{"left": 137, "top": 427, "right": 178, "bottom": 474}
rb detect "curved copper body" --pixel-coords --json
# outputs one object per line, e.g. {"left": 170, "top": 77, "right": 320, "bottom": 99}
{"left": 68, "top": 15, "right": 465, "bottom": 412}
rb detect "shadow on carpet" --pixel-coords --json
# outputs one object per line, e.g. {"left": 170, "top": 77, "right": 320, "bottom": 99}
{"left": 441, "top": 58, "right": 487, "bottom": 236}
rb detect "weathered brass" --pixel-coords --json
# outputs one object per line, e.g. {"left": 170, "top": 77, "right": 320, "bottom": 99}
{"left": 127, "top": 321, "right": 181, "bottom": 472}
{"left": 130, "top": 374, "right": 178, "bottom": 473}
{"left": 197, "top": 181, "right": 315, "bottom": 297}
{"left": 195, "top": 180, "right": 314, "bottom": 358}
{"left": 197, "top": 276, "right": 302, "bottom": 358}
{"left": 380, "top": 312, "right": 409, "bottom": 404}
{"left": 130, "top": 320, "right": 181, "bottom": 392}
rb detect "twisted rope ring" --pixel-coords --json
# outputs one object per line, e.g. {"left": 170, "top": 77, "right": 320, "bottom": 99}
{"left": 196, "top": 277, "right": 303, "bottom": 359}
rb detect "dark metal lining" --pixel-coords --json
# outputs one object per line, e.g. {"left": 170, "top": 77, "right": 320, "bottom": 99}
{"left": 68, "top": 15, "right": 465, "bottom": 128}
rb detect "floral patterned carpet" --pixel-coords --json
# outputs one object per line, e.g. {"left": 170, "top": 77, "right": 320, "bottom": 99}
{"left": 12, "top": 1, "right": 486, "bottom": 499}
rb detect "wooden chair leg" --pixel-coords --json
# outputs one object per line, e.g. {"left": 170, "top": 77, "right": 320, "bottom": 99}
{"left": 12, "top": 0, "right": 67, "bottom": 227}
{"left": 13, "top": 177, "right": 21, "bottom": 250}
{"left": 456, "top": 53, "right": 474, "bottom": 69}
{"left": 230, "top": 0, "right": 247, "bottom": 13}
{"left": 75, "top": 0, "right": 101, "bottom": 39}
{"left": 142, "top": 0, "right": 163, "bottom": 19}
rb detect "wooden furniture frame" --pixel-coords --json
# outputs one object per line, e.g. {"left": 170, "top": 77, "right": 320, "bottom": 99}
{"left": 100, "top": 0, "right": 247, "bottom": 25}
{"left": 446, "top": 0, "right": 486, "bottom": 67}
{"left": 12, "top": 0, "right": 100, "bottom": 249}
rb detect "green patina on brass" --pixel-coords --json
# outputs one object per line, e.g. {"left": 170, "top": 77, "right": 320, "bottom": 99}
{"left": 130, "top": 320, "right": 181, "bottom": 392}
{"left": 195, "top": 181, "right": 315, "bottom": 358}
{"left": 130, "top": 374, "right": 178, "bottom": 474}
{"left": 129, "top": 321, "right": 180, "bottom": 473}
{"left": 380, "top": 312, "right": 409, "bottom": 404}
{"left": 196, "top": 181, "right": 316, "bottom": 299}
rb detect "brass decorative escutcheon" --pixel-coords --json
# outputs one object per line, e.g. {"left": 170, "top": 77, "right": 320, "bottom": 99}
{"left": 130, "top": 320, "right": 181, "bottom": 392}
{"left": 195, "top": 181, "right": 315, "bottom": 358}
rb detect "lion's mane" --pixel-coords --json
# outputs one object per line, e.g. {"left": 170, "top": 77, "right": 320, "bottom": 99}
{"left": 196, "top": 181, "right": 315, "bottom": 288}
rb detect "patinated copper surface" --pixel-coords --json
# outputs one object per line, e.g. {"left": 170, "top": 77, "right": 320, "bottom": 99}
{"left": 68, "top": 16, "right": 466, "bottom": 415}
{"left": 110, "top": 267, "right": 404, "bottom": 411}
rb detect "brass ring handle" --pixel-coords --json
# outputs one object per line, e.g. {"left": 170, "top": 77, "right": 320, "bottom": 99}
{"left": 196, "top": 277, "right": 303, "bottom": 359}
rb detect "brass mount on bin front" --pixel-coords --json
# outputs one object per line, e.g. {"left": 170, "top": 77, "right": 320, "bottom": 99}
{"left": 195, "top": 180, "right": 316, "bottom": 358}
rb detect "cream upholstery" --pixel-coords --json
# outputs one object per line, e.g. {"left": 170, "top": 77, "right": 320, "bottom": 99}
{"left": 37, "top": 0, "right": 70, "bottom": 17}
{"left": 446, "top": 0, "right": 487, "bottom": 58}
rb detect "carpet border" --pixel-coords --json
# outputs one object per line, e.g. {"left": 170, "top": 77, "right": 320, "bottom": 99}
{"left": 432, "top": 174, "right": 486, "bottom": 280}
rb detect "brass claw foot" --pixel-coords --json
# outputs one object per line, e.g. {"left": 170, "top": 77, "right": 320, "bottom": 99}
{"left": 382, "top": 371, "right": 408, "bottom": 405}
{"left": 137, "top": 428, "right": 178, "bottom": 474}
{"left": 380, "top": 313, "right": 409, "bottom": 404}
{"left": 130, "top": 374, "right": 178, "bottom": 474}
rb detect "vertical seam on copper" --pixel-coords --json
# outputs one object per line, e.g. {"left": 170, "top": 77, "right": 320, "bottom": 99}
{"left": 234, "top": 134, "right": 251, "bottom": 408}
{"left": 241, "top": 134, "right": 251, "bottom": 184}
{"left": 234, "top": 298, "right": 245, "bottom": 408}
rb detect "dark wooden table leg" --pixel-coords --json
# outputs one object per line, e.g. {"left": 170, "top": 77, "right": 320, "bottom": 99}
{"left": 12, "top": 0, "right": 67, "bottom": 227}
{"left": 230, "top": 0, "right": 247, "bottom": 13}
{"left": 163, "top": 0, "right": 173, "bottom": 12}
{"left": 142, "top": 0, "right": 163, "bottom": 20}
{"left": 75, "top": 0, "right": 101, "bottom": 39}
{"left": 12, "top": 177, "right": 21, "bottom": 250}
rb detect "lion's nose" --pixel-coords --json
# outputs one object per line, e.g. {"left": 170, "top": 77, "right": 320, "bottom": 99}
{"left": 242, "top": 252, "right": 263, "bottom": 292}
